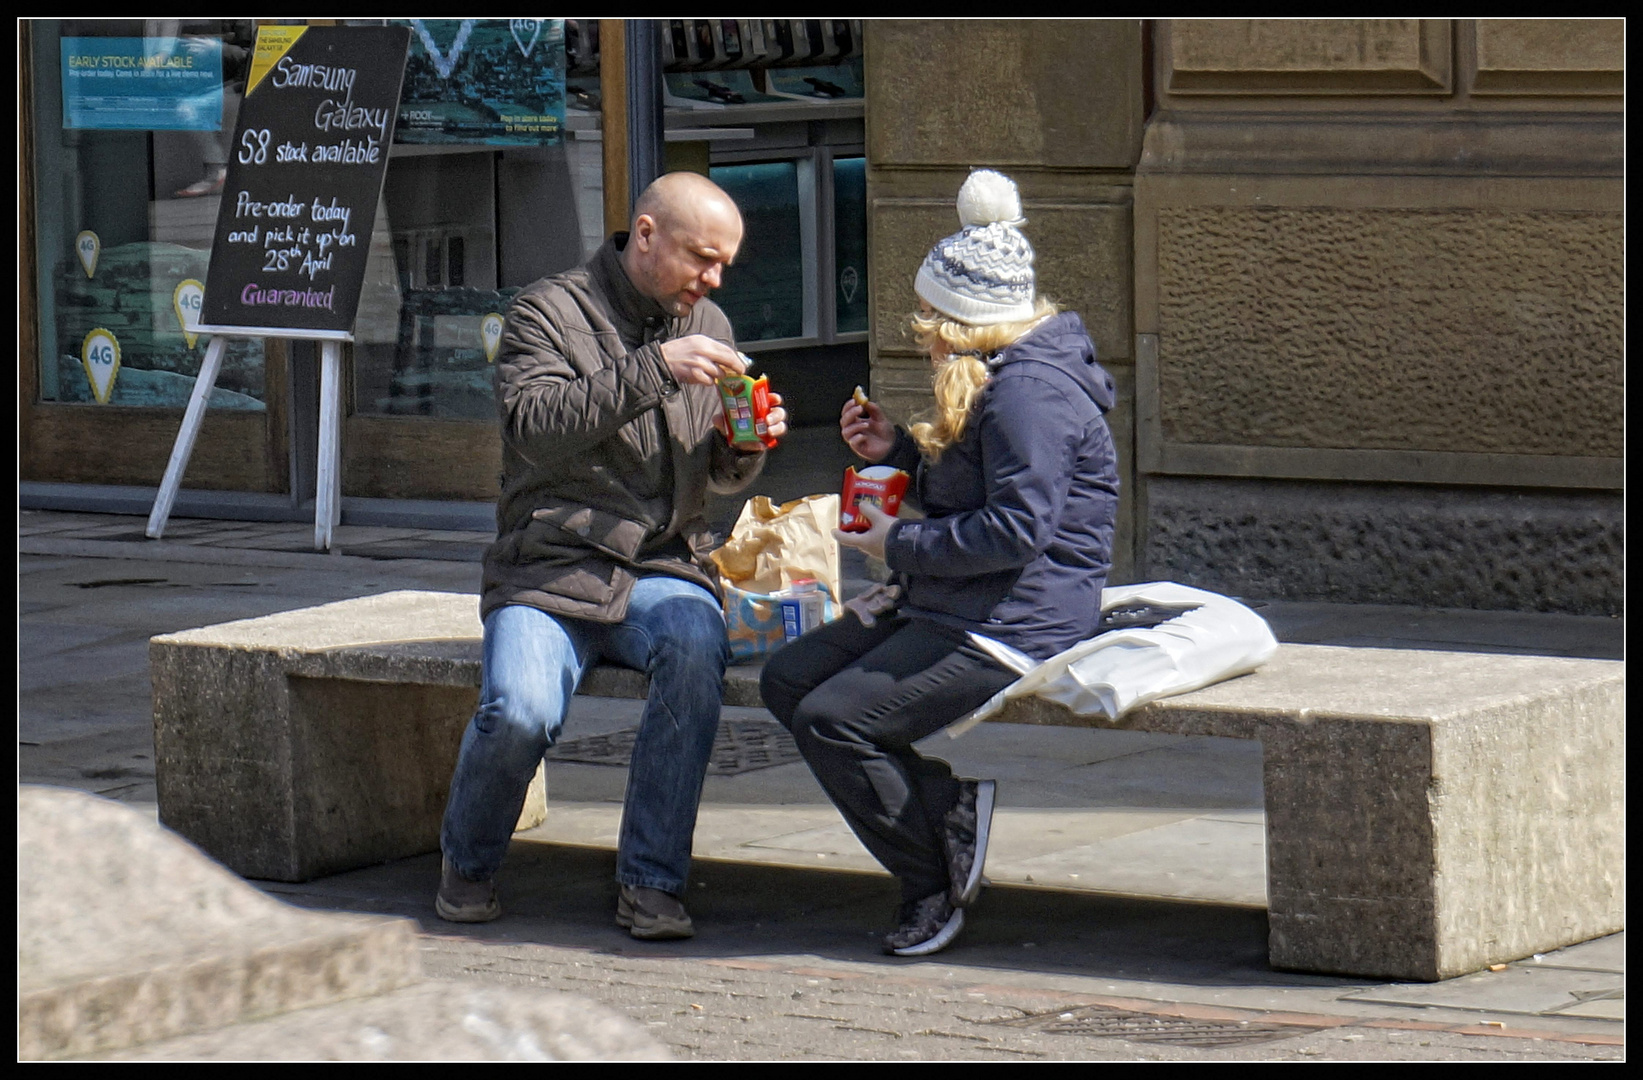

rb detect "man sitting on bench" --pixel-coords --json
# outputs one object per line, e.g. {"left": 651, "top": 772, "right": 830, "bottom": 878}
{"left": 435, "top": 173, "right": 786, "bottom": 940}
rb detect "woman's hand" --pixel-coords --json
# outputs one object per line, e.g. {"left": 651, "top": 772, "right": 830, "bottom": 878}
{"left": 832, "top": 499, "right": 897, "bottom": 562}
{"left": 840, "top": 397, "right": 895, "bottom": 461}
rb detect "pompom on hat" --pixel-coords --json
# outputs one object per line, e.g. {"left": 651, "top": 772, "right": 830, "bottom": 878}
{"left": 914, "top": 169, "right": 1036, "bottom": 326}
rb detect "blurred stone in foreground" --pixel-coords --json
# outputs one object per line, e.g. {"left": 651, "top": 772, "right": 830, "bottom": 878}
{"left": 19, "top": 786, "right": 668, "bottom": 1061}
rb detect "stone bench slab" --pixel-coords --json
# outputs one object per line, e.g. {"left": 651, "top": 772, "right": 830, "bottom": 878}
{"left": 151, "top": 590, "right": 1624, "bottom": 981}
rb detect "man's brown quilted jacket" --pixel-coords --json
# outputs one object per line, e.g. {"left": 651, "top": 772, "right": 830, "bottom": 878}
{"left": 480, "top": 235, "right": 764, "bottom": 624}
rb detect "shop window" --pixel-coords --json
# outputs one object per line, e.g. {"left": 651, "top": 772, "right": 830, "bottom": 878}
{"left": 31, "top": 19, "right": 268, "bottom": 410}
{"left": 352, "top": 149, "right": 514, "bottom": 421}
{"left": 709, "top": 161, "right": 805, "bottom": 343}
{"left": 833, "top": 156, "right": 868, "bottom": 335}
{"left": 347, "top": 18, "right": 589, "bottom": 421}
{"left": 708, "top": 153, "right": 868, "bottom": 350}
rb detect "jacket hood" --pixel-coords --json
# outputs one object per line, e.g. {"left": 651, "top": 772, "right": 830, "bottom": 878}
{"left": 993, "top": 311, "right": 1114, "bottom": 414}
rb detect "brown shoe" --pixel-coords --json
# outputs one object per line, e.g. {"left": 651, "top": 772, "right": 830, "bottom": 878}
{"left": 616, "top": 885, "right": 694, "bottom": 940}
{"left": 435, "top": 856, "right": 500, "bottom": 923}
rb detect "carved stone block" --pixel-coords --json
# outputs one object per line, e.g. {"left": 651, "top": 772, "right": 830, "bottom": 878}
{"left": 1474, "top": 18, "right": 1624, "bottom": 95}
{"left": 1152, "top": 206, "right": 1622, "bottom": 458}
{"left": 1167, "top": 19, "right": 1450, "bottom": 94}
{"left": 866, "top": 20, "right": 1143, "bottom": 168}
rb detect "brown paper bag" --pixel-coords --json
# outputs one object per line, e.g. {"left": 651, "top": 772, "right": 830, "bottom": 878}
{"left": 711, "top": 494, "right": 842, "bottom": 661}
{"left": 711, "top": 493, "right": 842, "bottom": 600}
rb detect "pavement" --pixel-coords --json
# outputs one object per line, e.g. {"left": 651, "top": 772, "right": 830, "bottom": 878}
{"left": 16, "top": 469, "right": 1626, "bottom": 1060}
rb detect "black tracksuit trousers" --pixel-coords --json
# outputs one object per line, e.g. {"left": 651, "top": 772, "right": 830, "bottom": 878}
{"left": 759, "top": 612, "right": 1019, "bottom": 903}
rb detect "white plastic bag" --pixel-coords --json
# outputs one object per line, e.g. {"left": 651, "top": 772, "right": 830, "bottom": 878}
{"left": 948, "top": 582, "right": 1278, "bottom": 736}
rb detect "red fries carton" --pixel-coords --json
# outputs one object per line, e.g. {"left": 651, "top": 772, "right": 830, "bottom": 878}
{"left": 839, "top": 465, "right": 909, "bottom": 532}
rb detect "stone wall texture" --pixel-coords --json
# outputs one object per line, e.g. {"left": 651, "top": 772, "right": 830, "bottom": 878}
{"left": 1155, "top": 206, "right": 1623, "bottom": 457}
{"left": 866, "top": 21, "right": 1143, "bottom": 169}
{"left": 867, "top": 20, "right": 1622, "bottom": 613}
{"left": 1144, "top": 477, "right": 1622, "bottom": 615}
{"left": 865, "top": 20, "right": 1146, "bottom": 580}
{"left": 872, "top": 197, "right": 1133, "bottom": 369}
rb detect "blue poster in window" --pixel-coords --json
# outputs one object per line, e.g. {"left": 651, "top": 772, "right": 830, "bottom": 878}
{"left": 61, "top": 37, "right": 224, "bottom": 131}
{"left": 394, "top": 19, "right": 565, "bottom": 145}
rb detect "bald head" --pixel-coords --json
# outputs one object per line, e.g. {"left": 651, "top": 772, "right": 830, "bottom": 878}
{"left": 622, "top": 172, "right": 745, "bottom": 317}
{"left": 632, "top": 171, "right": 740, "bottom": 235}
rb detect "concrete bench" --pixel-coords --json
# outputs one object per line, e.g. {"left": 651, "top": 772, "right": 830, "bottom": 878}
{"left": 151, "top": 590, "right": 1622, "bottom": 982}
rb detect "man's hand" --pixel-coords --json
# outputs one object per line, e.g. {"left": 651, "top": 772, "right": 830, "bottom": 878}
{"left": 660, "top": 334, "right": 744, "bottom": 387}
{"left": 833, "top": 499, "right": 897, "bottom": 562}
{"left": 840, "top": 397, "right": 896, "bottom": 462}
{"left": 765, "top": 393, "right": 789, "bottom": 440}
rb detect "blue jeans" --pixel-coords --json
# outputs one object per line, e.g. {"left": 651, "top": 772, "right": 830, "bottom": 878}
{"left": 441, "top": 575, "right": 728, "bottom": 896}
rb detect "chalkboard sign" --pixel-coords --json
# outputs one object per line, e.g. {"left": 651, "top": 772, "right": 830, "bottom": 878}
{"left": 199, "top": 25, "right": 410, "bottom": 339}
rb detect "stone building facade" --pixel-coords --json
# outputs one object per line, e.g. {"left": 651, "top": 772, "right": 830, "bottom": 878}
{"left": 864, "top": 19, "right": 1622, "bottom": 614}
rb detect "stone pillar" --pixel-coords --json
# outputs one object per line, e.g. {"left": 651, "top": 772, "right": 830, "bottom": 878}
{"left": 1133, "top": 19, "right": 1623, "bottom": 613}
{"left": 864, "top": 20, "right": 1147, "bottom": 581}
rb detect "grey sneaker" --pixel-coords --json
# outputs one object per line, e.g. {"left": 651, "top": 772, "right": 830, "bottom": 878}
{"left": 616, "top": 885, "right": 695, "bottom": 940}
{"left": 435, "top": 856, "right": 500, "bottom": 923}
{"left": 883, "top": 892, "right": 965, "bottom": 957}
{"left": 943, "top": 778, "right": 996, "bottom": 908}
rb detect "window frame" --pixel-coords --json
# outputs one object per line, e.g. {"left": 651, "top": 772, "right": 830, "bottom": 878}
{"left": 708, "top": 141, "right": 868, "bottom": 354}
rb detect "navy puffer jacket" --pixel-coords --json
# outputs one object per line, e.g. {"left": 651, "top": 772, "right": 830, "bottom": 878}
{"left": 877, "top": 312, "right": 1119, "bottom": 661}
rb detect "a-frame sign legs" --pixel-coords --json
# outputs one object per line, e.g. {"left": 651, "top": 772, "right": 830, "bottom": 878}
{"left": 315, "top": 339, "right": 344, "bottom": 551}
{"left": 146, "top": 335, "right": 345, "bottom": 552}
{"left": 146, "top": 335, "right": 228, "bottom": 541}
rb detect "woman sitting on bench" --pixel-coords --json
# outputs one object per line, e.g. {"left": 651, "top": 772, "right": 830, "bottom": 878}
{"left": 760, "top": 169, "right": 1121, "bottom": 956}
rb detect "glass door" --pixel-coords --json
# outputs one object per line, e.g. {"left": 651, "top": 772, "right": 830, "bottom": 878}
{"left": 24, "top": 19, "right": 289, "bottom": 494}
{"left": 338, "top": 18, "right": 597, "bottom": 501}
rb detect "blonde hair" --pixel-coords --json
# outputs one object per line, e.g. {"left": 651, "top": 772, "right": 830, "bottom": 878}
{"left": 907, "top": 298, "right": 1059, "bottom": 460}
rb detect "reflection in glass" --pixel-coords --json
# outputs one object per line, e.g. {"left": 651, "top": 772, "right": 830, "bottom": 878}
{"left": 709, "top": 161, "right": 804, "bottom": 343}
{"left": 33, "top": 19, "right": 267, "bottom": 409}
{"left": 352, "top": 151, "right": 512, "bottom": 419}
{"left": 833, "top": 156, "right": 867, "bottom": 334}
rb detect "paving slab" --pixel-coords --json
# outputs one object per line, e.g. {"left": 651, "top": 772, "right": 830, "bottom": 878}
{"left": 1519, "top": 933, "right": 1624, "bottom": 973}
{"left": 21, "top": 634, "right": 153, "bottom": 687}
{"left": 19, "top": 519, "right": 104, "bottom": 536}
{"left": 523, "top": 802, "right": 1266, "bottom": 906}
{"left": 1009, "top": 739, "right": 1265, "bottom": 811}
{"left": 1342, "top": 965, "right": 1625, "bottom": 1020}
{"left": 1009, "top": 816, "right": 1268, "bottom": 905}
{"left": 20, "top": 675, "right": 160, "bottom": 744}
{"left": 18, "top": 621, "right": 138, "bottom": 660}
{"left": 254, "top": 844, "right": 1622, "bottom": 1060}
{"left": 18, "top": 534, "right": 489, "bottom": 575}
{"left": 49, "top": 520, "right": 159, "bottom": 538}
{"left": 1551, "top": 997, "right": 1624, "bottom": 1021}
{"left": 34, "top": 591, "right": 371, "bottom": 633}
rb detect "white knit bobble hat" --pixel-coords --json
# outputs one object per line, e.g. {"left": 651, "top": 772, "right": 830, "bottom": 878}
{"left": 914, "top": 169, "right": 1036, "bottom": 326}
